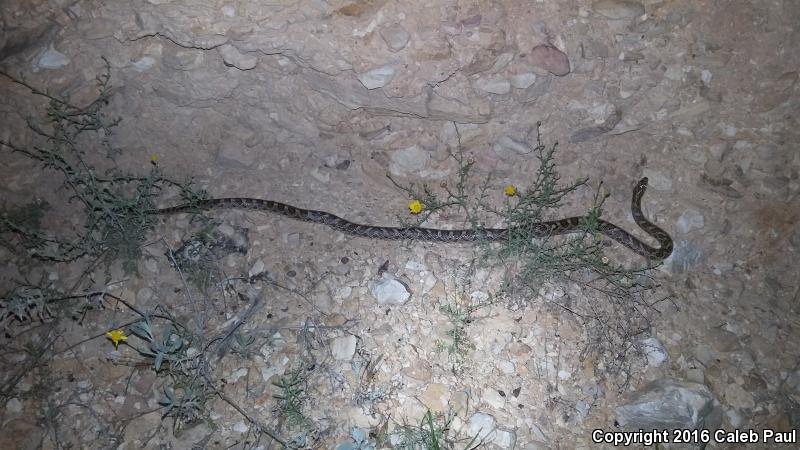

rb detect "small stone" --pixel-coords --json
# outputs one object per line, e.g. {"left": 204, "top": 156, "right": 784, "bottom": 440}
{"left": 676, "top": 209, "right": 705, "bottom": 234}
{"left": 132, "top": 56, "right": 156, "bottom": 72}
{"left": 232, "top": 421, "right": 249, "bottom": 433}
{"left": 5, "top": 398, "right": 22, "bottom": 414}
{"left": 369, "top": 276, "right": 411, "bottom": 305}
{"left": 475, "top": 78, "right": 511, "bottom": 95}
{"left": 615, "top": 378, "right": 717, "bottom": 431}
{"left": 724, "top": 384, "right": 754, "bottom": 410}
{"left": 497, "top": 360, "right": 515, "bottom": 375}
{"left": 331, "top": 335, "right": 357, "bottom": 360}
{"left": 468, "top": 412, "right": 496, "bottom": 441}
{"left": 334, "top": 286, "right": 352, "bottom": 300}
{"left": 218, "top": 223, "right": 236, "bottom": 237}
{"left": 218, "top": 141, "right": 259, "bottom": 168}
{"left": 493, "top": 428, "right": 516, "bottom": 449}
{"left": 641, "top": 337, "right": 668, "bottom": 367}
{"left": 520, "top": 76, "right": 552, "bottom": 103}
{"left": 357, "top": 65, "right": 395, "bottom": 89}
{"left": 492, "top": 136, "right": 531, "bottom": 161}
{"left": 227, "top": 367, "right": 248, "bottom": 383}
{"left": 136, "top": 287, "right": 154, "bottom": 302}
{"left": 528, "top": 45, "right": 570, "bottom": 76}
{"left": 592, "top": 0, "right": 645, "bottom": 19}
{"left": 286, "top": 233, "right": 301, "bottom": 247}
{"left": 310, "top": 166, "right": 330, "bottom": 183}
{"left": 219, "top": 44, "right": 257, "bottom": 70}
{"left": 483, "top": 388, "right": 506, "bottom": 409}
{"left": 380, "top": 24, "right": 410, "bottom": 52}
{"left": 35, "top": 46, "right": 70, "bottom": 69}
{"left": 420, "top": 383, "right": 449, "bottom": 412}
{"left": 401, "top": 360, "right": 433, "bottom": 381}
{"left": 144, "top": 258, "right": 158, "bottom": 273}
{"left": 510, "top": 73, "right": 537, "bottom": 89}
{"left": 389, "top": 145, "right": 429, "bottom": 176}
{"left": 221, "top": 5, "right": 236, "bottom": 17}
{"left": 725, "top": 408, "right": 743, "bottom": 428}
{"left": 249, "top": 259, "right": 265, "bottom": 278}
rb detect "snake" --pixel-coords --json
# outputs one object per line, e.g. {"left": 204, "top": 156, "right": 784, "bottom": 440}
{"left": 157, "top": 177, "right": 673, "bottom": 261}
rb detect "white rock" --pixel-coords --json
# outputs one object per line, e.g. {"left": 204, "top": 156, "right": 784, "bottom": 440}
{"left": 641, "top": 337, "right": 668, "bottom": 367}
{"left": 331, "top": 335, "right": 357, "bottom": 360}
{"left": 136, "top": 287, "right": 154, "bottom": 302}
{"left": 497, "top": 360, "right": 515, "bottom": 375}
{"left": 310, "top": 166, "right": 330, "bottom": 183}
{"left": 389, "top": 145, "right": 429, "bottom": 176}
{"left": 493, "top": 135, "right": 531, "bottom": 160}
{"left": 228, "top": 367, "right": 248, "bottom": 383}
{"left": 220, "top": 44, "right": 258, "bottom": 70}
{"left": 233, "top": 421, "right": 249, "bottom": 433}
{"left": 369, "top": 275, "right": 411, "bottom": 305}
{"left": 493, "top": 428, "right": 516, "bottom": 448}
{"left": 593, "top": 0, "right": 645, "bottom": 19}
{"left": 676, "top": 209, "right": 705, "bottom": 234}
{"left": 35, "top": 46, "right": 70, "bottom": 69}
{"left": 701, "top": 69, "right": 713, "bottom": 85}
{"left": 483, "top": 388, "right": 506, "bottom": 409}
{"left": 475, "top": 78, "right": 511, "bottom": 95}
{"left": 5, "top": 398, "right": 22, "bottom": 414}
{"left": 467, "top": 412, "right": 496, "bottom": 441}
{"left": 249, "top": 259, "right": 266, "bottom": 278}
{"left": 357, "top": 65, "right": 395, "bottom": 89}
{"left": 132, "top": 56, "right": 156, "bottom": 71}
{"left": 510, "top": 73, "right": 537, "bottom": 89}
{"left": 380, "top": 24, "right": 410, "bottom": 52}
{"left": 404, "top": 260, "right": 427, "bottom": 271}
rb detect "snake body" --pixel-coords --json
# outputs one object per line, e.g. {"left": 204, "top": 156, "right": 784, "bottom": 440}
{"left": 158, "top": 177, "right": 672, "bottom": 261}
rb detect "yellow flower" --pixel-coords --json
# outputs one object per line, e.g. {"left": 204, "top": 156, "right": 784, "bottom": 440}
{"left": 408, "top": 200, "right": 423, "bottom": 215}
{"left": 150, "top": 153, "right": 158, "bottom": 164}
{"left": 504, "top": 184, "right": 517, "bottom": 196}
{"left": 106, "top": 329, "right": 128, "bottom": 350}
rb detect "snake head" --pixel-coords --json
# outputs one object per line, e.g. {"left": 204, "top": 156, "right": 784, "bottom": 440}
{"left": 638, "top": 177, "right": 649, "bottom": 189}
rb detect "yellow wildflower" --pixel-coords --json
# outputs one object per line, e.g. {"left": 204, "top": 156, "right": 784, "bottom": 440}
{"left": 408, "top": 200, "right": 423, "bottom": 215}
{"left": 106, "top": 329, "right": 128, "bottom": 350}
{"left": 504, "top": 184, "right": 517, "bottom": 196}
{"left": 150, "top": 153, "right": 158, "bottom": 164}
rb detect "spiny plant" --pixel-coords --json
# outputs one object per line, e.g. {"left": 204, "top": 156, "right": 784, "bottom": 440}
{"left": 389, "top": 123, "right": 665, "bottom": 382}
{"left": 273, "top": 366, "right": 310, "bottom": 428}
{"left": 0, "top": 58, "right": 206, "bottom": 273}
{"left": 393, "top": 409, "right": 481, "bottom": 450}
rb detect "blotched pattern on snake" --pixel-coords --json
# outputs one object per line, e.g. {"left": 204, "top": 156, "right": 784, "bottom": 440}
{"left": 158, "top": 177, "right": 673, "bottom": 261}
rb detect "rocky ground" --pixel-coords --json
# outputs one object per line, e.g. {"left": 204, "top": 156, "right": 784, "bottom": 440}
{"left": 0, "top": 0, "right": 798, "bottom": 449}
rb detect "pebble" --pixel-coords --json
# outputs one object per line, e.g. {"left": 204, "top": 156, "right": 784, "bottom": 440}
{"left": 369, "top": 275, "right": 411, "bottom": 305}
{"left": 468, "top": 412, "right": 496, "bottom": 441}
{"left": 592, "top": 0, "right": 645, "bottom": 19}
{"left": 357, "top": 65, "right": 396, "bottom": 89}
{"left": 528, "top": 44, "right": 570, "bottom": 76}
{"left": 249, "top": 259, "right": 266, "bottom": 278}
{"left": 219, "top": 44, "right": 257, "bottom": 70}
{"left": 136, "top": 287, "right": 154, "bottom": 303}
{"left": 676, "top": 209, "right": 705, "bottom": 234}
{"left": 475, "top": 78, "right": 511, "bottom": 95}
{"left": 641, "top": 337, "right": 668, "bottom": 367}
{"left": 331, "top": 335, "right": 357, "bottom": 360}
{"left": 35, "top": 46, "right": 70, "bottom": 69}
{"left": 389, "top": 145, "right": 429, "bottom": 176}
{"left": 380, "top": 24, "right": 411, "bottom": 52}
{"left": 510, "top": 73, "right": 537, "bottom": 89}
